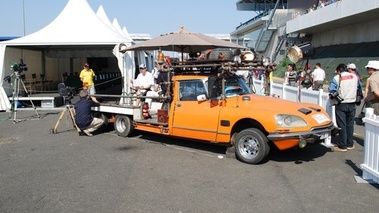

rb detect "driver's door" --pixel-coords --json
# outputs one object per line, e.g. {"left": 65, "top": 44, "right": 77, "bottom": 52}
{"left": 171, "top": 80, "right": 221, "bottom": 142}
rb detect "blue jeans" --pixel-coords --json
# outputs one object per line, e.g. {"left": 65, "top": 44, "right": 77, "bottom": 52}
{"left": 335, "top": 102, "right": 356, "bottom": 148}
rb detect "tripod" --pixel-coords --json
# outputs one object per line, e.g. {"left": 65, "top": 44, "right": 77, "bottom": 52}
{"left": 10, "top": 72, "right": 40, "bottom": 123}
{"left": 50, "top": 97, "right": 80, "bottom": 134}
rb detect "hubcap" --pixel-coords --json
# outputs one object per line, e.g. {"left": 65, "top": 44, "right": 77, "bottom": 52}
{"left": 116, "top": 118, "right": 126, "bottom": 131}
{"left": 238, "top": 136, "right": 259, "bottom": 159}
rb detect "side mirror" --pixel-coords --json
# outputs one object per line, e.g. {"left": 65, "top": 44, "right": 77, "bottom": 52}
{"left": 197, "top": 94, "right": 207, "bottom": 102}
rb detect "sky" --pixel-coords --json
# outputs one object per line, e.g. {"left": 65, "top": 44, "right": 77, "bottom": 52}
{"left": 0, "top": 0, "right": 255, "bottom": 37}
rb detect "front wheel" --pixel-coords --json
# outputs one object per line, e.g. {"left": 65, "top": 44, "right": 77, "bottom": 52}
{"left": 114, "top": 115, "right": 134, "bottom": 137}
{"left": 235, "top": 128, "right": 269, "bottom": 164}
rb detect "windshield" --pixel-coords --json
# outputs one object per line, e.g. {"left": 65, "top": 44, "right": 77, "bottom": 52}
{"left": 213, "top": 76, "right": 252, "bottom": 98}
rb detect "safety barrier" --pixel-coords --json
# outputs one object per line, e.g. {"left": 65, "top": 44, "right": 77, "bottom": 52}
{"left": 362, "top": 114, "right": 379, "bottom": 184}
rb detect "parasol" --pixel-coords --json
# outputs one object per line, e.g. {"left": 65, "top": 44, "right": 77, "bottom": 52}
{"left": 125, "top": 26, "right": 246, "bottom": 56}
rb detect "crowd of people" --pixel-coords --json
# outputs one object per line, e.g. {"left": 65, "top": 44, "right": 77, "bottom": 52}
{"left": 284, "top": 62, "right": 326, "bottom": 91}
{"left": 293, "top": 0, "right": 343, "bottom": 18}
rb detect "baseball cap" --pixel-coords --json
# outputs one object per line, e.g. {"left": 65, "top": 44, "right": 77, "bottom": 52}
{"left": 139, "top": 63, "right": 146, "bottom": 69}
{"left": 84, "top": 63, "right": 89, "bottom": 67}
{"left": 347, "top": 63, "right": 356, "bottom": 69}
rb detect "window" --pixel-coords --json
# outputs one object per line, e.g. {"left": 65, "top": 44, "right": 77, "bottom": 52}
{"left": 179, "top": 80, "right": 207, "bottom": 101}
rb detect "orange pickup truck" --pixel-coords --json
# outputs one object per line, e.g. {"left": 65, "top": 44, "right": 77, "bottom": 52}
{"left": 93, "top": 63, "right": 337, "bottom": 164}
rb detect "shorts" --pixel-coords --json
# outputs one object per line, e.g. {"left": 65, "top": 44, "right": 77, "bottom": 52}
{"left": 87, "top": 85, "right": 96, "bottom": 95}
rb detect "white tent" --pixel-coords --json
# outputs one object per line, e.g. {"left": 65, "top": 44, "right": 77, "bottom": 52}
{"left": 0, "top": 0, "right": 134, "bottom": 111}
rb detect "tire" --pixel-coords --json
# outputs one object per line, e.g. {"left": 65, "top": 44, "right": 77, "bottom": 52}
{"left": 235, "top": 128, "right": 269, "bottom": 164}
{"left": 114, "top": 115, "right": 134, "bottom": 137}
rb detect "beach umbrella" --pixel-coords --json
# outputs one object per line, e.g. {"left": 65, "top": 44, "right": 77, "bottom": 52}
{"left": 125, "top": 26, "right": 245, "bottom": 58}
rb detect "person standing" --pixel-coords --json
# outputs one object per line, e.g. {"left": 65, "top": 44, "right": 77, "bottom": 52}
{"left": 364, "top": 60, "right": 379, "bottom": 115}
{"left": 79, "top": 63, "right": 96, "bottom": 95}
{"left": 75, "top": 90, "right": 104, "bottom": 136}
{"left": 328, "top": 63, "right": 359, "bottom": 152}
{"left": 363, "top": 63, "right": 376, "bottom": 108}
{"left": 300, "top": 64, "right": 313, "bottom": 90}
{"left": 347, "top": 63, "right": 363, "bottom": 105}
{"left": 286, "top": 63, "right": 297, "bottom": 87}
{"left": 312, "top": 63, "right": 326, "bottom": 90}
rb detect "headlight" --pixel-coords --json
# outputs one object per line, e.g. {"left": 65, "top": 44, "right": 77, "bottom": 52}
{"left": 275, "top": 114, "right": 307, "bottom": 127}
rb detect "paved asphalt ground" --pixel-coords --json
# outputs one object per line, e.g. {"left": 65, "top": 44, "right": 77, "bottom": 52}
{"left": 0, "top": 108, "right": 378, "bottom": 213}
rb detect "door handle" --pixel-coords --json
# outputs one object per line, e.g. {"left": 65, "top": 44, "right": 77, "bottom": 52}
{"left": 176, "top": 103, "right": 182, "bottom": 107}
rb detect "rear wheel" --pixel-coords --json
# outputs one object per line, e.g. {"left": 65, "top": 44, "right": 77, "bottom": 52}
{"left": 114, "top": 115, "right": 134, "bottom": 137}
{"left": 235, "top": 128, "right": 269, "bottom": 164}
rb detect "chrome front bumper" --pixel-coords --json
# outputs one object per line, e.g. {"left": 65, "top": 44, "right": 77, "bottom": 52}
{"left": 266, "top": 123, "right": 339, "bottom": 143}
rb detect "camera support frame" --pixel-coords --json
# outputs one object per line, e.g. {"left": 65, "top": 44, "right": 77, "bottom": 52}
{"left": 50, "top": 104, "right": 80, "bottom": 134}
{"left": 9, "top": 71, "right": 40, "bottom": 123}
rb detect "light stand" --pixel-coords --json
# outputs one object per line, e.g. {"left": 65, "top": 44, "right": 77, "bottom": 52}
{"left": 9, "top": 71, "right": 40, "bottom": 123}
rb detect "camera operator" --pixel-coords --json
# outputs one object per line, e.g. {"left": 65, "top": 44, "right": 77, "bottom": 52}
{"left": 328, "top": 63, "right": 359, "bottom": 152}
{"left": 75, "top": 90, "right": 103, "bottom": 136}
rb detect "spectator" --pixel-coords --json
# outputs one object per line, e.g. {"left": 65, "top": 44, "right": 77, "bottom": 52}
{"left": 312, "top": 63, "right": 326, "bottom": 90}
{"left": 328, "top": 63, "right": 359, "bottom": 152}
{"left": 363, "top": 63, "right": 375, "bottom": 108}
{"left": 365, "top": 60, "right": 379, "bottom": 115}
{"left": 75, "top": 90, "right": 104, "bottom": 136}
{"left": 300, "top": 64, "right": 313, "bottom": 90}
{"left": 347, "top": 63, "right": 363, "bottom": 104}
{"left": 285, "top": 63, "right": 297, "bottom": 87}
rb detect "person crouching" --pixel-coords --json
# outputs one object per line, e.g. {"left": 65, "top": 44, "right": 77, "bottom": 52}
{"left": 75, "top": 90, "right": 104, "bottom": 136}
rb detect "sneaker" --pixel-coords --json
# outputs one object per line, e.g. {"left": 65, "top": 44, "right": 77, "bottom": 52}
{"left": 78, "top": 132, "right": 85, "bottom": 136}
{"left": 83, "top": 130, "right": 93, "bottom": 137}
{"left": 347, "top": 145, "right": 355, "bottom": 150}
{"left": 333, "top": 147, "right": 347, "bottom": 152}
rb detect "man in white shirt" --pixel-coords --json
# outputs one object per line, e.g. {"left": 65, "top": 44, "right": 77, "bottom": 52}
{"left": 131, "top": 64, "right": 154, "bottom": 106}
{"left": 312, "top": 63, "right": 326, "bottom": 90}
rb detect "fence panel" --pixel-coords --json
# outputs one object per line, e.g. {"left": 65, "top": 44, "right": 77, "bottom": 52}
{"left": 270, "top": 82, "right": 283, "bottom": 98}
{"left": 282, "top": 85, "right": 298, "bottom": 102}
{"left": 361, "top": 116, "right": 379, "bottom": 184}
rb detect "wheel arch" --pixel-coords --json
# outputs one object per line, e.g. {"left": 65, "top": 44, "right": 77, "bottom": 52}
{"left": 230, "top": 118, "right": 268, "bottom": 145}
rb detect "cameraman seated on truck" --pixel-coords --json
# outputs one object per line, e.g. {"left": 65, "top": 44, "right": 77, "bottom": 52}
{"left": 75, "top": 90, "right": 104, "bottom": 136}
{"left": 131, "top": 64, "right": 155, "bottom": 107}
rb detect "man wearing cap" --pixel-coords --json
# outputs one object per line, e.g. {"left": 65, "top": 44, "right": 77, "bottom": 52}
{"left": 75, "top": 89, "right": 104, "bottom": 136}
{"left": 347, "top": 63, "right": 363, "bottom": 104}
{"left": 328, "top": 63, "right": 359, "bottom": 152}
{"left": 131, "top": 64, "right": 154, "bottom": 106}
{"left": 79, "top": 63, "right": 96, "bottom": 95}
{"left": 365, "top": 60, "right": 379, "bottom": 115}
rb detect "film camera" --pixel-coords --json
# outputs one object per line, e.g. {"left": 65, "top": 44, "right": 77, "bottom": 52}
{"left": 3, "top": 59, "right": 28, "bottom": 84}
{"left": 329, "top": 91, "right": 344, "bottom": 104}
{"left": 58, "top": 83, "right": 76, "bottom": 104}
{"left": 11, "top": 59, "right": 28, "bottom": 73}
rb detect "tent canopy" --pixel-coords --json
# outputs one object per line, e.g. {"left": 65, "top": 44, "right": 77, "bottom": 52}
{"left": 0, "top": 0, "right": 134, "bottom": 111}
